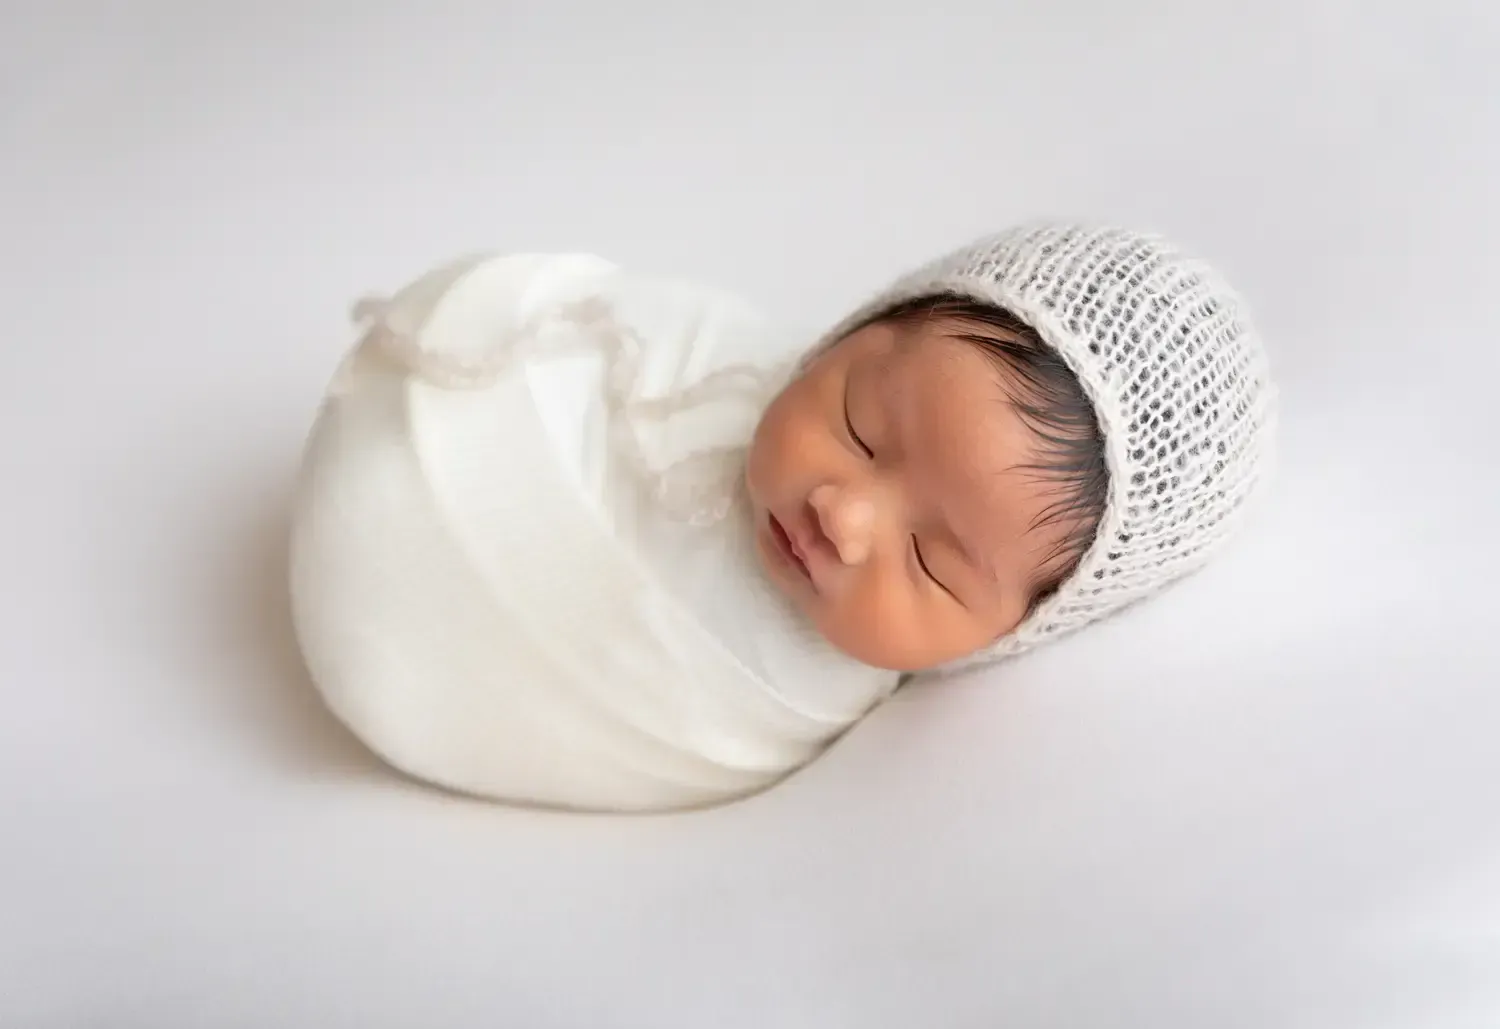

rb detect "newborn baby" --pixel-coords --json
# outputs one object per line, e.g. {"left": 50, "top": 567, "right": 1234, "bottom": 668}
{"left": 290, "top": 223, "right": 1275, "bottom": 811}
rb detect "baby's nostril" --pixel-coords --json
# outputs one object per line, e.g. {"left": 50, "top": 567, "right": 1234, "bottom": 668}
{"left": 804, "top": 499, "right": 829, "bottom": 547}
{"left": 809, "top": 493, "right": 875, "bottom": 566}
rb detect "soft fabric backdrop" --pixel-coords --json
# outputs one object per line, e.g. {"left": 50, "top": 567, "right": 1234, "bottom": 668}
{"left": 2, "top": 3, "right": 1496, "bottom": 1026}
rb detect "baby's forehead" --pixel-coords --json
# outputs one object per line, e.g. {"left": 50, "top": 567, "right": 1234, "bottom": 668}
{"left": 882, "top": 325, "right": 1021, "bottom": 432}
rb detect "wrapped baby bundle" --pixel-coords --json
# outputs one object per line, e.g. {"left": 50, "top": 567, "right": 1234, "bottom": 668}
{"left": 289, "top": 254, "right": 898, "bottom": 812}
{"left": 290, "top": 224, "right": 1275, "bottom": 812}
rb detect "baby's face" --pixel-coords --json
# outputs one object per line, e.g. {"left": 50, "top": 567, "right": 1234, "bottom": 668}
{"left": 745, "top": 316, "right": 1077, "bottom": 671}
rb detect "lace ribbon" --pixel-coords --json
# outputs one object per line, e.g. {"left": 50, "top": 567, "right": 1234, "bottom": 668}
{"left": 344, "top": 292, "right": 789, "bottom": 527}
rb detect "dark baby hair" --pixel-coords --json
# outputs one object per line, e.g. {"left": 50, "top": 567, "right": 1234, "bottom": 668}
{"left": 874, "top": 294, "right": 1109, "bottom": 609}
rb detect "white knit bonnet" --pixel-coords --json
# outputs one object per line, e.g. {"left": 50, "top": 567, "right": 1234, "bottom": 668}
{"left": 815, "top": 222, "right": 1277, "bottom": 672}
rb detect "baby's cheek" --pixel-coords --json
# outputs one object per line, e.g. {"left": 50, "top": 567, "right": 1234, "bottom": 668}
{"left": 818, "top": 571, "right": 931, "bottom": 671}
{"left": 745, "top": 398, "right": 801, "bottom": 496}
{"left": 821, "top": 571, "right": 995, "bottom": 672}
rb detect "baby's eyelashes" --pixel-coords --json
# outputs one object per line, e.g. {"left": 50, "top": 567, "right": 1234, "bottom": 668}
{"left": 912, "top": 536, "right": 964, "bottom": 604}
{"left": 843, "top": 380, "right": 873, "bottom": 458}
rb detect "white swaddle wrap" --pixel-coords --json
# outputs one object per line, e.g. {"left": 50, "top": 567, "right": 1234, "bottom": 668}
{"left": 290, "top": 254, "right": 899, "bottom": 812}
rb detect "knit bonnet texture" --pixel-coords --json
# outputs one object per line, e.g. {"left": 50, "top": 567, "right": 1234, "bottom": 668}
{"left": 816, "top": 222, "right": 1277, "bottom": 671}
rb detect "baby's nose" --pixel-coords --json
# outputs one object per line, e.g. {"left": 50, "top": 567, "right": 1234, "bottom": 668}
{"left": 809, "top": 484, "right": 875, "bottom": 566}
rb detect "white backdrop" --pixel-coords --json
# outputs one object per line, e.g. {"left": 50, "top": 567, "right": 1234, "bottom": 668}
{"left": 3, "top": 3, "right": 1498, "bottom": 1027}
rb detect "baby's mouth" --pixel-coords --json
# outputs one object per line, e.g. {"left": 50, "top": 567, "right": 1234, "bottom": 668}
{"left": 768, "top": 512, "right": 811, "bottom": 579}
